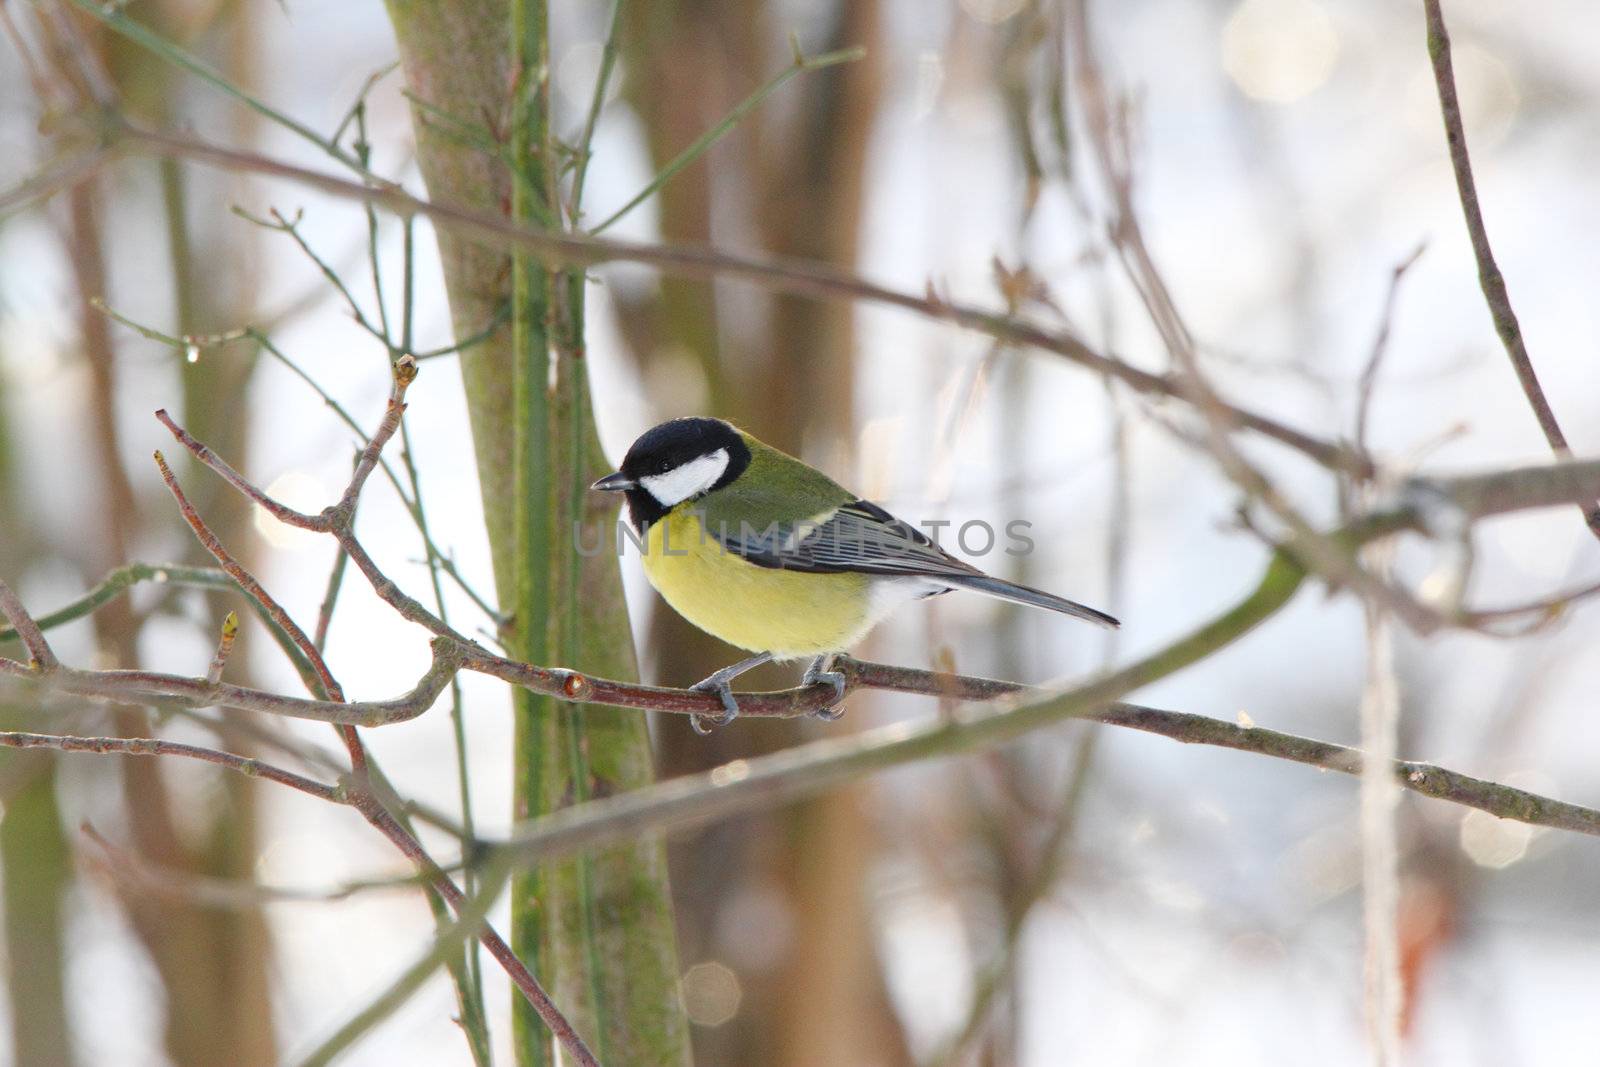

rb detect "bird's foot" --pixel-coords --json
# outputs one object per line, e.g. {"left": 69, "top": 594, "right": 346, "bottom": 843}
{"left": 686, "top": 651, "right": 773, "bottom": 734}
{"left": 688, "top": 677, "right": 740, "bottom": 734}
{"left": 802, "top": 654, "right": 847, "bottom": 721}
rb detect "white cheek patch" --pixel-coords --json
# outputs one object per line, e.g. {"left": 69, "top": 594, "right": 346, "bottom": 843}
{"left": 640, "top": 448, "right": 731, "bottom": 507}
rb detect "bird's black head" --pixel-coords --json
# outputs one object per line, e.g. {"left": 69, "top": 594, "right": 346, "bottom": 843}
{"left": 592, "top": 417, "right": 752, "bottom": 531}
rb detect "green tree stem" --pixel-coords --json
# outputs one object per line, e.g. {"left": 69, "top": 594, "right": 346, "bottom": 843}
{"left": 384, "top": 0, "right": 689, "bottom": 1062}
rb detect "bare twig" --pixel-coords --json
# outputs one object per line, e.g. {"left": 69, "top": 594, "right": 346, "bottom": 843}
{"left": 112, "top": 121, "right": 1371, "bottom": 478}
{"left": 1422, "top": 0, "right": 1600, "bottom": 538}
{"left": 314, "top": 546, "right": 350, "bottom": 652}
{"left": 63, "top": 0, "right": 373, "bottom": 176}
{"left": 235, "top": 206, "right": 391, "bottom": 349}
{"left": 492, "top": 671, "right": 1600, "bottom": 872}
{"left": 156, "top": 414, "right": 320, "bottom": 529}
{"left": 1355, "top": 244, "right": 1427, "bottom": 463}
{"left": 4, "top": 546, "right": 1600, "bottom": 986}
{"left": 155, "top": 358, "right": 480, "bottom": 651}
{"left": 7, "top": 451, "right": 1600, "bottom": 723}
{"left": 0, "top": 729, "right": 340, "bottom": 801}
{"left": 80, "top": 823, "right": 443, "bottom": 908}
{"left": 1460, "top": 573, "right": 1600, "bottom": 630}
{"left": 1066, "top": 0, "right": 1444, "bottom": 637}
{"left": 0, "top": 145, "right": 112, "bottom": 219}
{"left": 0, "top": 579, "right": 58, "bottom": 670}
{"left": 2, "top": 349, "right": 1598, "bottom": 1066}
{"left": 150, "top": 355, "right": 593, "bottom": 1065}
{"left": 152, "top": 451, "right": 343, "bottom": 702}
{"left": 0, "top": 562, "right": 226, "bottom": 641}
{"left": 288, "top": 859, "right": 515, "bottom": 1067}
{"left": 588, "top": 45, "right": 866, "bottom": 234}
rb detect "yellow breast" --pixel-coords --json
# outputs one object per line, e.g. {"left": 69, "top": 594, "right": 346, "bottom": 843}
{"left": 639, "top": 510, "right": 874, "bottom": 659}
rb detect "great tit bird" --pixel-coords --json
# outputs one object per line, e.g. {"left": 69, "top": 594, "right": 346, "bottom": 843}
{"left": 593, "top": 417, "right": 1118, "bottom": 732}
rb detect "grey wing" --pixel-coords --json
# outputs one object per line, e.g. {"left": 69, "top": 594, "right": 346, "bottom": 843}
{"left": 708, "top": 499, "right": 1120, "bottom": 628}
{"left": 708, "top": 499, "right": 978, "bottom": 578}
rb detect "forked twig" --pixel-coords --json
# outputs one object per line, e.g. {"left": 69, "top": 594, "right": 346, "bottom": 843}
{"left": 146, "top": 359, "right": 597, "bottom": 1066}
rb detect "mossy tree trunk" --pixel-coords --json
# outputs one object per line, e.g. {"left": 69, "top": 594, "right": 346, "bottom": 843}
{"left": 383, "top": 3, "right": 689, "bottom": 1064}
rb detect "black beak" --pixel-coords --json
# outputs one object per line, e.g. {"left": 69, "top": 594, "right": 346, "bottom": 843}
{"left": 591, "top": 472, "right": 635, "bottom": 492}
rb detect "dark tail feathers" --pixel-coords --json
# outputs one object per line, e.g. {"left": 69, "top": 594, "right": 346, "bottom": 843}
{"left": 941, "top": 573, "right": 1119, "bottom": 629}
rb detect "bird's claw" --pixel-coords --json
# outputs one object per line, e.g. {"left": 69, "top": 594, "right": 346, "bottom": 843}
{"left": 802, "top": 656, "right": 847, "bottom": 721}
{"left": 689, "top": 678, "right": 740, "bottom": 734}
{"left": 684, "top": 652, "right": 773, "bottom": 734}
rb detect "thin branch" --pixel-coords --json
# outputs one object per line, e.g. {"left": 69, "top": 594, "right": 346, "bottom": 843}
{"left": 114, "top": 121, "right": 1372, "bottom": 478}
{"left": 63, "top": 0, "right": 371, "bottom": 175}
{"left": 156, "top": 412, "right": 322, "bottom": 530}
{"left": 0, "top": 729, "right": 341, "bottom": 801}
{"left": 6, "top": 548, "right": 1600, "bottom": 874}
{"left": 1421, "top": 0, "right": 1600, "bottom": 538}
{"left": 93, "top": 304, "right": 499, "bottom": 622}
{"left": 290, "top": 861, "right": 514, "bottom": 1067}
{"left": 152, "top": 451, "right": 343, "bottom": 701}
{"left": 0, "top": 636, "right": 460, "bottom": 723}
{"left": 80, "top": 823, "right": 445, "bottom": 908}
{"left": 0, "top": 144, "right": 112, "bottom": 219}
{"left": 149, "top": 353, "right": 590, "bottom": 1064}
{"left": 411, "top": 302, "right": 510, "bottom": 361}
{"left": 567, "top": 0, "right": 626, "bottom": 224}
{"left": 331, "top": 61, "right": 401, "bottom": 150}
{"left": 0, "top": 579, "right": 58, "bottom": 670}
{"left": 235, "top": 206, "right": 390, "bottom": 349}
{"left": 1355, "top": 243, "right": 1427, "bottom": 463}
{"left": 336, "top": 355, "right": 416, "bottom": 516}
{"left": 314, "top": 545, "right": 350, "bottom": 652}
{"left": 589, "top": 44, "right": 866, "bottom": 235}
{"left": 8, "top": 450, "right": 1600, "bottom": 724}
{"left": 155, "top": 358, "right": 481, "bottom": 649}
{"left": 1461, "top": 573, "right": 1600, "bottom": 630}
{"left": 493, "top": 675, "right": 1600, "bottom": 876}
{"left": 0, "top": 562, "right": 225, "bottom": 641}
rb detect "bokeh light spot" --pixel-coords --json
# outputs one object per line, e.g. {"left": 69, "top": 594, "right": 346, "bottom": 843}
{"left": 680, "top": 961, "right": 742, "bottom": 1028}
{"left": 1222, "top": 0, "right": 1340, "bottom": 104}
{"left": 1459, "top": 808, "right": 1532, "bottom": 868}
{"left": 254, "top": 472, "right": 327, "bottom": 551}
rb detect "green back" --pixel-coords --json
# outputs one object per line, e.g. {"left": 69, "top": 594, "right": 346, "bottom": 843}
{"left": 695, "top": 432, "right": 855, "bottom": 532}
